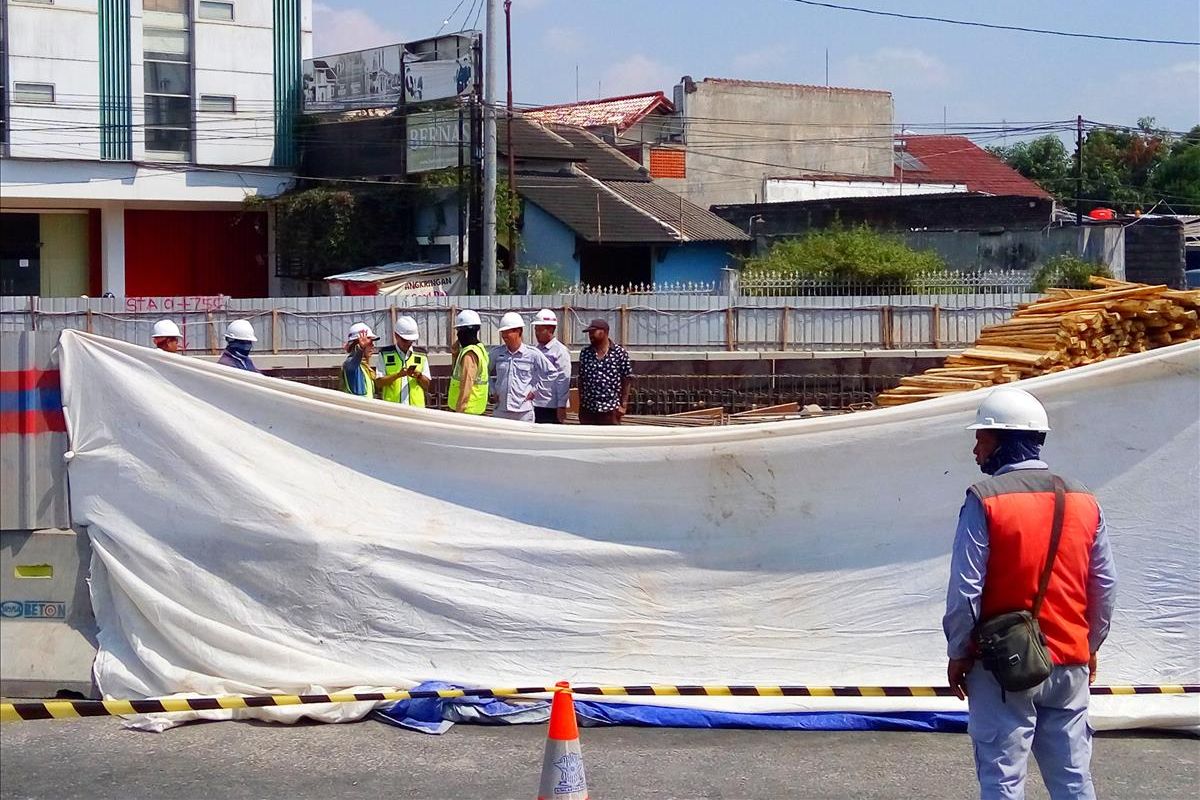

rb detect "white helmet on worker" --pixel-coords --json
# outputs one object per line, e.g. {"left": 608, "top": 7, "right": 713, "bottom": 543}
{"left": 497, "top": 311, "right": 525, "bottom": 332}
{"left": 224, "top": 319, "right": 257, "bottom": 343}
{"left": 455, "top": 309, "right": 481, "bottom": 328}
{"left": 533, "top": 308, "right": 558, "bottom": 327}
{"left": 151, "top": 319, "right": 181, "bottom": 339}
{"left": 394, "top": 315, "right": 420, "bottom": 341}
{"left": 968, "top": 388, "right": 1051, "bottom": 432}
{"left": 346, "top": 322, "right": 379, "bottom": 341}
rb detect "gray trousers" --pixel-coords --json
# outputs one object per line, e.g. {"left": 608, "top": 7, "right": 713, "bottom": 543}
{"left": 491, "top": 407, "right": 534, "bottom": 422}
{"left": 967, "top": 664, "right": 1095, "bottom": 800}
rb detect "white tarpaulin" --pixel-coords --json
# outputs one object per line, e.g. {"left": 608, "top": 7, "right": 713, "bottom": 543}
{"left": 56, "top": 332, "right": 1200, "bottom": 729}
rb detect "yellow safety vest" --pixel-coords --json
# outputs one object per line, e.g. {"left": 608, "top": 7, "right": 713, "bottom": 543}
{"left": 379, "top": 347, "right": 427, "bottom": 407}
{"left": 340, "top": 358, "right": 376, "bottom": 398}
{"left": 448, "top": 343, "right": 489, "bottom": 414}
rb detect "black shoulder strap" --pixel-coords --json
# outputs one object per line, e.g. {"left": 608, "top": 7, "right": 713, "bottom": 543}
{"left": 1031, "top": 475, "right": 1067, "bottom": 620}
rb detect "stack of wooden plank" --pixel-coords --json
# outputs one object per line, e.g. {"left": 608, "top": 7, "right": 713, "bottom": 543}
{"left": 875, "top": 278, "right": 1200, "bottom": 407}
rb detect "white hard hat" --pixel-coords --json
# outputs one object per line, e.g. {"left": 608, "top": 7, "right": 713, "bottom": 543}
{"left": 532, "top": 308, "right": 558, "bottom": 327}
{"left": 455, "top": 309, "right": 481, "bottom": 328}
{"left": 497, "top": 311, "right": 525, "bottom": 332}
{"left": 152, "top": 319, "right": 181, "bottom": 339}
{"left": 393, "top": 316, "right": 420, "bottom": 341}
{"left": 968, "top": 388, "right": 1051, "bottom": 432}
{"left": 225, "top": 319, "right": 257, "bottom": 343}
{"left": 346, "top": 322, "right": 379, "bottom": 341}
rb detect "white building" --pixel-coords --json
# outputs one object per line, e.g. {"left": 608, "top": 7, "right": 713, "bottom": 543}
{"left": 0, "top": 0, "right": 312, "bottom": 297}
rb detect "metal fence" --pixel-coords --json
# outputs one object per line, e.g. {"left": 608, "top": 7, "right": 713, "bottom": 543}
{"left": 735, "top": 269, "right": 1036, "bottom": 297}
{"left": 0, "top": 294, "right": 1029, "bottom": 353}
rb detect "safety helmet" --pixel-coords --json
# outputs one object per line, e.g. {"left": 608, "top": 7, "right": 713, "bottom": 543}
{"left": 455, "top": 309, "right": 482, "bottom": 328}
{"left": 968, "top": 388, "right": 1051, "bottom": 432}
{"left": 497, "top": 311, "right": 525, "bottom": 332}
{"left": 532, "top": 308, "right": 558, "bottom": 327}
{"left": 346, "top": 322, "right": 380, "bottom": 341}
{"left": 151, "top": 319, "right": 182, "bottom": 339}
{"left": 224, "top": 319, "right": 257, "bottom": 343}
{"left": 393, "top": 315, "right": 420, "bottom": 341}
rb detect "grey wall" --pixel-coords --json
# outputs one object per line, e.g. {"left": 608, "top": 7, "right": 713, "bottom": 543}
{"left": 666, "top": 79, "right": 894, "bottom": 208}
{"left": 901, "top": 225, "right": 1125, "bottom": 276}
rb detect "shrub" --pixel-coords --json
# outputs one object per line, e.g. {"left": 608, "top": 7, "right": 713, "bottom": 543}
{"left": 1031, "top": 255, "right": 1113, "bottom": 292}
{"left": 740, "top": 224, "right": 948, "bottom": 289}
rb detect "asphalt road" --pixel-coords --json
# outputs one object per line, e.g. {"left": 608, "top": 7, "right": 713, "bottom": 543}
{"left": 1, "top": 716, "right": 1197, "bottom": 799}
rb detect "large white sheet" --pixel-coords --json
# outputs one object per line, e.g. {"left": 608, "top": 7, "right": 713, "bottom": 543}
{"left": 57, "top": 332, "right": 1200, "bottom": 729}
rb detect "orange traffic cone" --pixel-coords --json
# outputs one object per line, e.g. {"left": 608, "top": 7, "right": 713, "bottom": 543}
{"left": 536, "top": 681, "right": 589, "bottom": 800}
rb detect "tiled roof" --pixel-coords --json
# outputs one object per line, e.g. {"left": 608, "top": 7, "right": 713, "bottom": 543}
{"left": 497, "top": 117, "right": 584, "bottom": 163}
{"left": 526, "top": 92, "right": 674, "bottom": 131}
{"left": 702, "top": 77, "right": 891, "bottom": 96}
{"left": 896, "top": 136, "right": 1051, "bottom": 199}
{"left": 517, "top": 174, "right": 749, "bottom": 244}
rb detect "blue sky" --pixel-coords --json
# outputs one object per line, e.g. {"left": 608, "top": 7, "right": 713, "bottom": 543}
{"left": 313, "top": 0, "right": 1200, "bottom": 138}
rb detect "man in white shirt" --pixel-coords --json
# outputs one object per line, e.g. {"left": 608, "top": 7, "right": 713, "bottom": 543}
{"left": 489, "top": 312, "right": 557, "bottom": 423}
{"left": 531, "top": 309, "right": 572, "bottom": 424}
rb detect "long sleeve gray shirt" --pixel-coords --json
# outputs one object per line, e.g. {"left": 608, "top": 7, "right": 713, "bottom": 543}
{"left": 534, "top": 338, "right": 572, "bottom": 409}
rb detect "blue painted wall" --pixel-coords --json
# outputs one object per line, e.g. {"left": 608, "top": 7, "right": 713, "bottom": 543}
{"left": 521, "top": 201, "right": 580, "bottom": 283}
{"left": 654, "top": 242, "right": 737, "bottom": 285}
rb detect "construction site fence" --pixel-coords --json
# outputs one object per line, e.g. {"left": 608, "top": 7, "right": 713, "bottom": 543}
{"left": 291, "top": 371, "right": 907, "bottom": 415}
{"left": 0, "top": 294, "right": 1038, "bottom": 353}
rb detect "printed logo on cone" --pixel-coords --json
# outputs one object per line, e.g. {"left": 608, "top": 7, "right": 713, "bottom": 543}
{"left": 537, "top": 682, "right": 589, "bottom": 800}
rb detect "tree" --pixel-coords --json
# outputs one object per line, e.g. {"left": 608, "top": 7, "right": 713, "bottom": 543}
{"left": 990, "top": 119, "right": 1198, "bottom": 213}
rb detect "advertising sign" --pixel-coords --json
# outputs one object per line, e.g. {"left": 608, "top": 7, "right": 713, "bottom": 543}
{"left": 406, "top": 110, "right": 466, "bottom": 174}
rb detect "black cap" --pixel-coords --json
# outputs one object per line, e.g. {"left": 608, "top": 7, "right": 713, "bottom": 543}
{"left": 582, "top": 318, "right": 610, "bottom": 333}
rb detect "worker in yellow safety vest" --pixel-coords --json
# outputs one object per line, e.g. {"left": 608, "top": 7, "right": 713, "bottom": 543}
{"left": 447, "top": 309, "right": 490, "bottom": 414}
{"left": 378, "top": 315, "right": 432, "bottom": 407}
{"left": 341, "top": 322, "right": 387, "bottom": 398}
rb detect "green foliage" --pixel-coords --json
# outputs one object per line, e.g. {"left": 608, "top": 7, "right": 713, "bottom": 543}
{"left": 990, "top": 120, "right": 1200, "bottom": 214}
{"left": 1031, "top": 255, "right": 1113, "bottom": 292}
{"left": 741, "top": 225, "right": 948, "bottom": 288}
{"left": 259, "top": 185, "right": 421, "bottom": 278}
{"left": 525, "top": 265, "right": 570, "bottom": 294}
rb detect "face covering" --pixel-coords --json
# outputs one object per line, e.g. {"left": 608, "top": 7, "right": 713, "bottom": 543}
{"left": 224, "top": 339, "right": 256, "bottom": 370}
{"left": 981, "top": 430, "right": 1046, "bottom": 475}
{"left": 457, "top": 327, "right": 479, "bottom": 348}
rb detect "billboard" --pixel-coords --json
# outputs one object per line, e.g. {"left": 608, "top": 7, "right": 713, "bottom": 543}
{"left": 303, "top": 46, "right": 403, "bottom": 111}
{"left": 407, "top": 110, "right": 467, "bottom": 174}
{"left": 303, "top": 33, "right": 479, "bottom": 113}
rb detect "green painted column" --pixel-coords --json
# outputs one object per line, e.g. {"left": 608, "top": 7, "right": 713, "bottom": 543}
{"left": 272, "top": 0, "right": 302, "bottom": 167}
{"left": 98, "top": 0, "right": 132, "bottom": 160}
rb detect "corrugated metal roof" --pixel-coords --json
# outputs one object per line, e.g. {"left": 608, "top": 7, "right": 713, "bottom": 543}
{"left": 497, "top": 117, "right": 584, "bottom": 163}
{"left": 518, "top": 174, "right": 679, "bottom": 244}
{"left": 546, "top": 124, "right": 649, "bottom": 181}
{"left": 605, "top": 181, "right": 751, "bottom": 242}
{"left": 526, "top": 92, "right": 674, "bottom": 131}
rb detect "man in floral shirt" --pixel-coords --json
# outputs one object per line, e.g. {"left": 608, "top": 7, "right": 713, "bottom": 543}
{"left": 577, "top": 318, "right": 633, "bottom": 425}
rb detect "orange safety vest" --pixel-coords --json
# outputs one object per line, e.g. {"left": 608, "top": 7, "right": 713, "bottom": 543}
{"left": 972, "top": 470, "right": 1100, "bottom": 666}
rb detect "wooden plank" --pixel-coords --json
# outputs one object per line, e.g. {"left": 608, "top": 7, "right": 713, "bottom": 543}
{"left": 725, "top": 306, "right": 735, "bottom": 352}
{"left": 1014, "top": 284, "right": 1168, "bottom": 315}
{"left": 931, "top": 304, "right": 941, "bottom": 348}
{"left": 669, "top": 407, "right": 726, "bottom": 418}
{"left": 731, "top": 402, "right": 800, "bottom": 417}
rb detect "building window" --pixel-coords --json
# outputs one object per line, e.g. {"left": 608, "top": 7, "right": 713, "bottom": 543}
{"left": 143, "top": 5, "right": 192, "bottom": 160}
{"left": 12, "top": 0, "right": 54, "bottom": 5}
{"left": 199, "top": 94, "right": 236, "bottom": 113}
{"left": 198, "top": 1, "right": 234, "bottom": 21}
{"left": 13, "top": 82, "right": 55, "bottom": 104}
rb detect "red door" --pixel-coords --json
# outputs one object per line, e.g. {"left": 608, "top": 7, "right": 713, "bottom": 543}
{"left": 124, "top": 209, "right": 268, "bottom": 297}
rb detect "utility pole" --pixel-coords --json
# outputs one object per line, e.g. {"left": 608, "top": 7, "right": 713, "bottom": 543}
{"left": 505, "top": 0, "right": 517, "bottom": 272}
{"left": 482, "top": 0, "right": 498, "bottom": 294}
{"left": 1075, "top": 115, "right": 1083, "bottom": 226}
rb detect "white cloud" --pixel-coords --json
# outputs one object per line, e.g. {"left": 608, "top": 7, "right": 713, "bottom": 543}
{"left": 839, "top": 47, "right": 953, "bottom": 91}
{"left": 313, "top": 3, "right": 402, "bottom": 57}
{"left": 602, "top": 54, "right": 677, "bottom": 97}
{"left": 543, "top": 26, "right": 586, "bottom": 55}
{"left": 1074, "top": 60, "right": 1200, "bottom": 133}
{"left": 731, "top": 44, "right": 794, "bottom": 75}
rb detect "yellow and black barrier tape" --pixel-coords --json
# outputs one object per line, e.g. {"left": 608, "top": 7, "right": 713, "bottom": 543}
{"left": 3, "top": 684, "right": 1196, "bottom": 723}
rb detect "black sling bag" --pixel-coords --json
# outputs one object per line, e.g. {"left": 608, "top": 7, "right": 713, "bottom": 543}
{"left": 974, "top": 475, "right": 1066, "bottom": 693}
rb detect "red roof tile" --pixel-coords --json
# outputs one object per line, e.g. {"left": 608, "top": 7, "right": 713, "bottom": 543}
{"left": 897, "top": 135, "right": 1051, "bottom": 199}
{"left": 701, "top": 77, "right": 891, "bottom": 96}
{"left": 527, "top": 92, "right": 674, "bottom": 131}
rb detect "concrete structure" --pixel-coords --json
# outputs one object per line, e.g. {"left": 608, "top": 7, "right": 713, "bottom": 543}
{"left": 0, "top": 0, "right": 312, "bottom": 297}
{"left": 657, "top": 77, "right": 894, "bottom": 208}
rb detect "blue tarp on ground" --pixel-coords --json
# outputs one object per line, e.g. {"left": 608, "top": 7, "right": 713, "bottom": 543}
{"left": 372, "top": 682, "right": 968, "bottom": 735}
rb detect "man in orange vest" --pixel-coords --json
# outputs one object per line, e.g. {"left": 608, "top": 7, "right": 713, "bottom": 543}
{"left": 944, "top": 387, "right": 1117, "bottom": 800}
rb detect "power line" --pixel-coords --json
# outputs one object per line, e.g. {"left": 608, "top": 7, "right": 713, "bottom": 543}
{"left": 784, "top": 0, "right": 1200, "bottom": 46}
